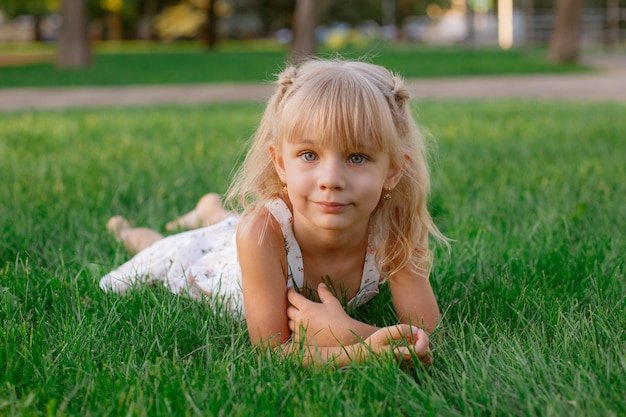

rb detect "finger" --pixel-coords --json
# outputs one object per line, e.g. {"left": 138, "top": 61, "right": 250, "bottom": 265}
{"left": 412, "top": 329, "right": 431, "bottom": 357}
{"left": 368, "top": 325, "right": 407, "bottom": 347}
{"left": 405, "top": 326, "right": 425, "bottom": 344}
{"left": 289, "top": 320, "right": 308, "bottom": 341}
{"left": 390, "top": 345, "right": 414, "bottom": 362}
{"left": 286, "top": 305, "right": 298, "bottom": 320}
{"left": 317, "top": 283, "right": 340, "bottom": 306}
{"left": 412, "top": 344, "right": 432, "bottom": 366}
{"left": 420, "top": 351, "right": 433, "bottom": 366}
{"left": 404, "top": 329, "right": 432, "bottom": 365}
{"left": 413, "top": 328, "right": 429, "bottom": 345}
{"left": 286, "top": 287, "right": 305, "bottom": 307}
{"left": 391, "top": 343, "right": 432, "bottom": 365}
{"left": 383, "top": 324, "right": 415, "bottom": 342}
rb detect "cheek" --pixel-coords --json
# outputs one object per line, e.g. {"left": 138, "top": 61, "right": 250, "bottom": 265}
{"left": 355, "top": 175, "right": 385, "bottom": 200}
{"left": 364, "top": 168, "right": 388, "bottom": 188}
{"left": 281, "top": 158, "right": 298, "bottom": 178}
{"left": 283, "top": 164, "right": 310, "bottom": 188}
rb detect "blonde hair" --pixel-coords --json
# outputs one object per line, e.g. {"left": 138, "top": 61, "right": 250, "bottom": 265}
{"left": 227, "top": 58, "right": 446, "bottom": 276}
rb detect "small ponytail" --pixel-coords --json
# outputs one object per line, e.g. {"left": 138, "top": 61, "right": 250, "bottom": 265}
{"left": 390, "top": 75, "right": 409, "bottom": 107}
{"left": 275, "top": 65, "right": 298, "bottom": 103}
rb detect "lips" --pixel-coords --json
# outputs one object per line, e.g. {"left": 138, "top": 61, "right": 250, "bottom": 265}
{"left": 315, "top": 201, "right": 349, "bottom": 212}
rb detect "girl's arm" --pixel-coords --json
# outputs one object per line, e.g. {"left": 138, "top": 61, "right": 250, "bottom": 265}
{"left": 284, "top": 275, "right": 435, "bottom": 366}
{"left": 285, "top": 264, "right": 440, "bottom": 346}
{"left": 285, "top": 271, "right": 437, "bottom": 364}
{"left": 388, "top": 266, "right": 440, "bottom": 335}
{"left": 237, "top": 210, "right": 379, "bottom": 347}
{"left": 281, "top": 324, "right": 430, "bottom": 368}
{"left": 237, "top": 209, "right": 292, "bottom": 346}
{"left": 237, "top": 211, "right": 430, "bottom": 367}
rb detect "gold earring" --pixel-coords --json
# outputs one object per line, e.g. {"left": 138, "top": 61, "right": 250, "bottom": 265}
{"left": 383, "top": 188, "right": 392, "bottom": 201}
{"left": 282, "top": 184, "right": 288, "bottom": 194}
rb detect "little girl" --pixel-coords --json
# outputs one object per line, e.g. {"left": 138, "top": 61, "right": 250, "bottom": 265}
{"left": 100, "top": 59, "right": 446, "bottom": 367}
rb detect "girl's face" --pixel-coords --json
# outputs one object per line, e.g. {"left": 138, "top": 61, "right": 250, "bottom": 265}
{"left": 270, "top": 135, "right": 401, "bottom": 235}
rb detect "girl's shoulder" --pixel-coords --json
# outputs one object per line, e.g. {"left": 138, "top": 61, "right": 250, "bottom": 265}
{"left": 236, "top": 204, "right": 284, "bottom": 248}
{"left": 236, "top": 205, "right": 288, "bottom": 281}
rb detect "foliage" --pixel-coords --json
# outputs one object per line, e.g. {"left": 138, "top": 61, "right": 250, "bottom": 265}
{"left": 258, "top": 0, "right": 294, "bottom": 32}
{"left": 1, "top": 100, "right": 625, "bottom": 416}
{"left": 532, "top": 0, "right": 626, "bottom": 9}
{"left": 0, "top": 43, "right": 585, "bottom": 88}
{"left": 0, "top": 0, "right": 57, "bottom": 17}
{"left": 319, "top": 0, "right": 452, "bottom": 26}
{"left": 153, "top": 1, "right": 206, "bottom": 40}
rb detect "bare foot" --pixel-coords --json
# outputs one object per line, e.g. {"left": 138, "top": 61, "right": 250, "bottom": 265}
{"left": 165, "top": 208, "right": 199, "bottom": 231}
{"left": 106, "top": 215, "right": 164, "bottom": 254}
{"left": 166, "top": 193, "right": 233, "bottom": 231}
{"left": 106, "top": 216, "right": 131, "bottom": 241}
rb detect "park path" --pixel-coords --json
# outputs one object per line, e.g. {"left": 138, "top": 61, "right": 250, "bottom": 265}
{"left": 0, "top": 54, "right": 624, "bottom": 111}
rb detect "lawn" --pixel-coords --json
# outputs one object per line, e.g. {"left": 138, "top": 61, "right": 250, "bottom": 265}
{"left": 1, "top": 100, "right": 625, "bottom": 416}
{"left": 0, "top": 40, "right": 585, "bottom": 88}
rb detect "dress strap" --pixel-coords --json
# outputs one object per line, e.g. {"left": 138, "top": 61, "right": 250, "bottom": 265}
{"left": 266, "top": 199, "right": 304, "bottom": 291}
{"left": 265, "top": 198, "right": 382, "bottom": 308}
{"left": 347, "top": 238, "right": 382, "bottom": 307}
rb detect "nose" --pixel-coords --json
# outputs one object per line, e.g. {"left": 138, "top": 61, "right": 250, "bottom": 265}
{"left": 318, "top": 157, "right": 346, "bottom": 191}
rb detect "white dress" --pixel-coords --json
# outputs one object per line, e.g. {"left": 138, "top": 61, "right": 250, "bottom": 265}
{"left": 100, "top": 199, "right": 382, "bottom": 317}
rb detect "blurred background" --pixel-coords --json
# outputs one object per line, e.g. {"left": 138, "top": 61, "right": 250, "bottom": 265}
{"left": 0, "top": 0, "right": 624, "bottom": 72}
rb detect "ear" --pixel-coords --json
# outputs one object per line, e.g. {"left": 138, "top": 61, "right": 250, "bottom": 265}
{"left": 269, "top": 144, "right": 287, "bottom": 183}
{"left": 384, "top": 154, "right": 408, "bottom": 190}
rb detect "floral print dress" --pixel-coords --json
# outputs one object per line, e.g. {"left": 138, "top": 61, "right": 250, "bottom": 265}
{"left": 99, "top": 199, "right": 382, "bottom": 317}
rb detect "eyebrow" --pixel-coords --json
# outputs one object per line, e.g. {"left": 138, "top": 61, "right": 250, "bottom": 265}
{"left": 291, "top": 135, "right": 380, "bottom": 153}
{"left": 292, "top": 137, "right": 316, "bottom": 145}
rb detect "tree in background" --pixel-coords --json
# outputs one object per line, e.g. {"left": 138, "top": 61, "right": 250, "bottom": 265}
{"left": 289, "top": 0, "right": 320, "bottom": 62}
{"left": 200, "top": 0, "right": 217, "bottom": 48}
{"left": 548, "top": 0, "right": 584, "bottom": 63}
{"left": 0, "top": 0, "right": 57, "bottom": 41}
{"left": 288, "top": 0, "right": 452, "bottom": 61}
{"left": 604, "top": 0, "right": 621, "bottom": 48}
{"left": 135, "top": 0, "right": 161, "bottom": 40}
{"left": 89, "top": 0, "right": 164, "bottom": 41}
{"left": 100, "top": 0, "right": 124, "bottom": 39}
{"left": 57, "top": 0, "right": 91, "bottom": 68}
{"left": 321, "top": 0, "right": 380, "bottom": 26}
{"left": 258, "top": 0, "right": 293, "bottom": 35}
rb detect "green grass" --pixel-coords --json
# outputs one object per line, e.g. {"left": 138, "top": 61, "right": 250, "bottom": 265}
{"left": 0, "top": 41, "right": 586, "bottom": 88}
{"left": 1, "top": 100, "right": 625, "bottom": 416}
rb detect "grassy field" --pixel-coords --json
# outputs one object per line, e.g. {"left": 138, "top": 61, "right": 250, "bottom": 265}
{"left": 1, "top": 99, "right": 625, "bottom": 416}
{"left": 0, "top": 41, "right": 585, "bottom": 88}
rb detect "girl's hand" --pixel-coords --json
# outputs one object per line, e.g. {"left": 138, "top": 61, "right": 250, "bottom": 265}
{"left": 365, "top": 325, "right": 432, "bottom": 366}
{"left": 287, "top": 283, "right": 355, "bottom": 347}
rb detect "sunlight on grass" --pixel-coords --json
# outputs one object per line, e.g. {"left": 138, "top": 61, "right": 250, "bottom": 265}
{"left": 0, "top": 41, "right": 586, "bottom": 88}
{"left": 1, "top": 100, "right": 625, "bottom": 416}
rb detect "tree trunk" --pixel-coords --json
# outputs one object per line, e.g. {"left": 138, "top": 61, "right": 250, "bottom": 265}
{"left": 289, "top": 0, "right": 320, "bottom": 63}
{"left": 57, "top": 0, "right": 92, "bottom": 68}
{"left": 548, "top": 0, "right": 584, "bottom": 64}
{"left": 522, "top": 0, "right": 534, "bottom": 45}
{"left": 464, "top": 3, "right": 475, "bottom": 47}
{"left": 33, "top": 14, "right": 43, "bottom": 42}
{"left": 202, "top": 0, "right": 218, "bottom": 49}
{"left": 106, "top": 12, "right": 123, "bottom": 40}
{"left": 137, "top": 0, "right": 159, "bottom": 40}
{"left": 605, "top": 0, "right": 619, "bottom": 48}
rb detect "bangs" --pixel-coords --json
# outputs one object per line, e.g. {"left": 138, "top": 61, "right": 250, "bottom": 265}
{"left": 276, "top": 69, "right": 397, "bottom": 152}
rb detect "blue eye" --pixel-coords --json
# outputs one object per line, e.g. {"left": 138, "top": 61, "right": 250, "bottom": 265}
{"left": 349, "top": 154, "right": 367, "bottom": 164}
{"left": 301, "top": 152, "right": 317, "bottom": 161}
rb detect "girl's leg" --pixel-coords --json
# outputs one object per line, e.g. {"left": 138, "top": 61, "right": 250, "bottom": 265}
{"left": 165, "top": 193, "right": 234, "bottom": 231}
{"left": 107, "top": 216, "right": 164, "bottom": 255}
